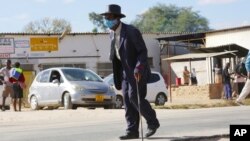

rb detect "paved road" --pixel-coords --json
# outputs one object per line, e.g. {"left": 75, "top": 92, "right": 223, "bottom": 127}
{"left": 1, "top": 106, "right": 249, "bottom": 141}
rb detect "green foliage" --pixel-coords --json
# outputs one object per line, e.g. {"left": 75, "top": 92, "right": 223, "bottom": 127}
{"left": 89, "top": 12, "right": 106, "bottom": 32}
{"left": 131, "top": 3, "right": 210, "bottom": 32}
{"left": 23, "top": 17, "right": 72, "bottom": 33}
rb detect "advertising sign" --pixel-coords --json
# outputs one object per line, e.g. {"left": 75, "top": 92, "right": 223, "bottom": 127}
{"left": 0, "top": 38, "right": 15, "bottom": 53}
{"left": 30, "top": 37, "right": 58, "bottom": 51}
{"left": 15, "top": 40, "right": 30, "bottom": 48}
{"left": 0, "top": 53, "right": 10, "bottom": 58}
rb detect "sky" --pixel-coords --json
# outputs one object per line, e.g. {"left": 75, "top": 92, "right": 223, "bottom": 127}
{"left": 0, "top": 0, "right": 249, "bottom": 33}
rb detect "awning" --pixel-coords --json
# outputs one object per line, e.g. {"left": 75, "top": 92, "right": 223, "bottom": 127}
{"left": 163, "top": 51, "right": 238, "bottom": 61}
{"left": 196, "top": 44, "right": 248, "bottom": 57}
{"left": 156, "top": 33, "right": 205, "bottom": 44}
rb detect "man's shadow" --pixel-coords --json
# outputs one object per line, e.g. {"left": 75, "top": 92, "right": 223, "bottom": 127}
{"left": 144, "top": 134, "right": 229, "bottom": 141}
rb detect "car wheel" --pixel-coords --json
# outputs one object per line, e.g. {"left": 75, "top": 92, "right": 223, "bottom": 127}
{"left": 115, "top": 95, "right": 123, "bottom": 109}
{"left": 63, "top": 92, "right": 73, "bottom": 109}
{"left": 155, "top": 93, "right": 167, "bottom": 106}
{"left": 72, "top": 105, "right": 77, "bottom": 110}
{"left": 104, "top": 104, "right": 115, "bottom": 109}
{"left": 30, "top": 96, "right": 40, "bottom": 110}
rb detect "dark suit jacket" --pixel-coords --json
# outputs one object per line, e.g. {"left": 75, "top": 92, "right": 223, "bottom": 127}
{"left": 111, "top": 23, "right": 151, "bottom": 90}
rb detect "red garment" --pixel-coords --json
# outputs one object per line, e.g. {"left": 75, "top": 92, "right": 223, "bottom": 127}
{"left": 9, "top": 73, "right": 25, "bottom": 83}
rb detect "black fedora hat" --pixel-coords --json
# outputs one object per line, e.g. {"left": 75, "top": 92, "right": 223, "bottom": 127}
{"left": 100, "top": 4, "right": 126, "bottom": 18}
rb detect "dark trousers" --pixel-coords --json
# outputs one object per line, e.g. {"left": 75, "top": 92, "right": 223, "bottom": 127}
{"left": 122, "top": 78, "right": 159, "bottom": 133}
{"left": 13, "top": 83, "right": 23, "bottom": 99}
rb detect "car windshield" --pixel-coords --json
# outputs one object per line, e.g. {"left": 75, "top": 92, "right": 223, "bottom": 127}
{"left": 104, "top": 75, "right": 114, "bottom": 85}
{"left": 62, "top": 69, "right": 102, "bottom": 82}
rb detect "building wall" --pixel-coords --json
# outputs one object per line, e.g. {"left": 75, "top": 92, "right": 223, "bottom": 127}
{"left": 170, "top": 60, "right": 207, "bottom": 85}
{"left": 205, "top": 28, "right": 250, "bottom": 83}
{"left": 206, "top": 28, "right": 250, "bottom": 49}
{"left": 0, "top": 33, "right": 169, "bottom": 75}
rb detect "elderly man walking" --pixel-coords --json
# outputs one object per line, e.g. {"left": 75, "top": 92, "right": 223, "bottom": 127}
{"left": 100, "top": 4, "right": 160, "bottom": 140}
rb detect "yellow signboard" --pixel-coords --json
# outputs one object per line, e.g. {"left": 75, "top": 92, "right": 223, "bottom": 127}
{"left": 30, "top": 37, "right": 58, "bottom": 51}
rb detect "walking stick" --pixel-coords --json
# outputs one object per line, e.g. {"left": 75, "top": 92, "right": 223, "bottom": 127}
{"left": 135, "top": 77, "right": 144, "bottom": 141}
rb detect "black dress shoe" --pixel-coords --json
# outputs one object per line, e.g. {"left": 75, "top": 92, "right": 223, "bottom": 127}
{"left": 119, "top": 133, "right": 139, "bottom": 140}
{"left": 145, "top": 126, "right": 159, "bottom": 138}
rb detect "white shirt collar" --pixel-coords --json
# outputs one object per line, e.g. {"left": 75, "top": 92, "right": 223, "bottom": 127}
{"left": 114, "top": 22, "right": 122, "bottom": 36}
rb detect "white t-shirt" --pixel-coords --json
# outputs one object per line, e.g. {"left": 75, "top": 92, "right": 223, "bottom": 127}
{"left": 0, "top": 66, "right": 12, "bottom": 86}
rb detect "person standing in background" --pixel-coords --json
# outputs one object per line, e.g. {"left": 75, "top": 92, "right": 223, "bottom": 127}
{"left": 183, "top": 66, "right": 190, "bottom": 85}
{"left": 233, "top": 59, "right": 246, "bottom": 97}
{"left": 222, "top": 62, "right": 234, "bottom": 100}
{"left": 9, "top": 62, "right": 25, "bottom": 111}
{"left": 0, "top": 59, "right": 13, "bottom": 111}
{"left": 190, "top": 68, "right": 197, "bottom": 85}
{"left": 236, "top": 51, "right": 250, "bottom": 105}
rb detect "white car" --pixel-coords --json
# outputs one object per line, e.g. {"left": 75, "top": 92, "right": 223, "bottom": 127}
{"left": 0, "top": 76, "right": 11, "bottom": 110}
{"left": 103, "top": 71, "right": 168, "bottom": 108}
{"left": 28, "top": 67, "right": 116, "bottom": 110}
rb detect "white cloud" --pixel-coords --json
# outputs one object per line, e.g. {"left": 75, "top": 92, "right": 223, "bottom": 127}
{"left": 63, "top": 0, "right": 75, "bottom": 4}
{"left": 198, "top": 0, "right": 238, "bottom": 5}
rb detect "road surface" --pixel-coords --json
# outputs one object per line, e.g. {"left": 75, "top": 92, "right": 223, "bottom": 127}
{"left": 1, "top": 106, "right": 249, "bottom": 141}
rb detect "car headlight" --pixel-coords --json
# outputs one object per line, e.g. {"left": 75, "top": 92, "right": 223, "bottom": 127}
{"left": 72, "top": 85, "right": 85, "bottom": 91}
{"left": 109, "top": 86, "right": 115, "bottom": 91}
{"left": 108, "top": 86, "right": 115, "bottom": 94}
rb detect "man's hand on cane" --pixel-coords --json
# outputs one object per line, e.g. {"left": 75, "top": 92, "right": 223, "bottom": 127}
{"left": 134, "top": 72, "right": 141, "bottom": 82}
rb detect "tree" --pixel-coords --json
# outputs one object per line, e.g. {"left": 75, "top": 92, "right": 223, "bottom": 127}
{"left": 88, "top": 4, "right": 210, "bottom": 32}
{"left": 89, "top": 12, "right": 106, "bottom": 32}
{"left": 131, "top": 4, "right": 210, "bottom": 32}
{"left": 23, "top": 17, "right": 72, "bottom": 33}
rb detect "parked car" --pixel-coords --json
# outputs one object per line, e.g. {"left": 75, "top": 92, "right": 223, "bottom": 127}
{"left": 28, "top": 67, "right": 116, "bottom": 110}
{"left": 103, "top": 71, "right": 168, "bottom": 108}
{"left": 0, "top": 75, "right": 11, "bottom": 110}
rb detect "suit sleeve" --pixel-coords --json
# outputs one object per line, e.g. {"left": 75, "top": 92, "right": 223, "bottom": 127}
{"left": 131, "top": 28, "right": 149, "bottom": 74}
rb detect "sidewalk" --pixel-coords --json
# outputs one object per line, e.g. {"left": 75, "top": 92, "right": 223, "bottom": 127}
{"left": 167, "top": 98, "right": 228, "bottom": 105}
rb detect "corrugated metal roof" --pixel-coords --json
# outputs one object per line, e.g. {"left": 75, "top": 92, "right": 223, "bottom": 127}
{"left": 1, "top": 25, "right": 249, "bottom": 36}
{"left": 163, "top": 51, "right": 238, "bottom": 61}
{"left": 197, "top": 44, "right": 248, "bottom": 57}
{"left": 206, "top": 25, "right": 250, "bottom": 34}
{"left": 156, "top": 32, "right": 205, "bottom": 44}
{"left": 0, "top": 32, "right": 198, "bottom": 35}
{"left": 156, "top": 25, "right": 250, "bottom": 44}
{"left": 0, "top": 32, "right": 109, "bottom": 35}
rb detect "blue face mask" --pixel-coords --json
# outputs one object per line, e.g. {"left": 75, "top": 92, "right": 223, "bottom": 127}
{"left": 104, "top": 19, "right": 118, "bottom": 29}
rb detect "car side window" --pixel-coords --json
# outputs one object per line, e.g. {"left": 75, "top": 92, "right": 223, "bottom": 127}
{"left": 108, "top": 77, "right": 114, "bottom": 85}
{"left": 50, "top": 70, "right": 61, "bottom": 82}
{"left": 148, "top": 73, "right": 160, "bottom": 84}
{"left": 35, "top": 73, "right": 42, "bottom": 82}
{"left": 40, "top": 70, "right": 50, "bottom": 83}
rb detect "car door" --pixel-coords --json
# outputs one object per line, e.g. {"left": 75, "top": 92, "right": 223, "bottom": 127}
{"left": 146, "top": 73, "right": 161, "bottom": 102}
{"left": 37, "top": 70, "right": 51, "bottom": 104}
{"left": 46, "top": 70, "right": 63, "bottom": 105}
